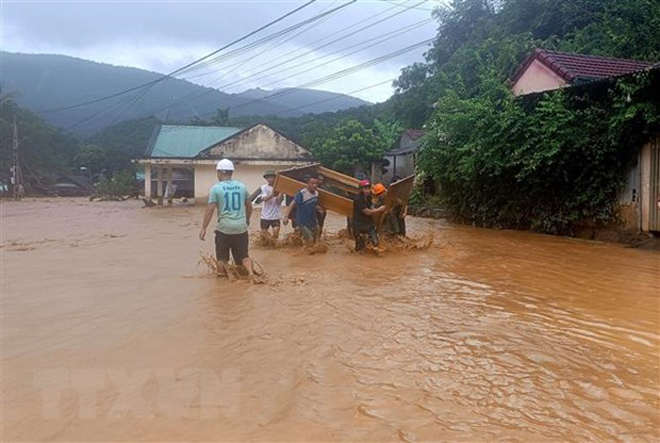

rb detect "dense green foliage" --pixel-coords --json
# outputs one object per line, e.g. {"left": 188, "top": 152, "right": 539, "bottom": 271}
{"left": 95, "top": 169, "right": 139, "bottom": 197}
{"left": 86, "top": 116, "right": 160, "bottom": 169}
{"left": 304, "top": 118, "right": 401, "bottom": 174}
{"left": 394, "top": 0, "right": 660, "bottom": 232}
{"left": 228, "top": 102, "right": 391, "bottom": 145}
{"left": 421, "top": 71, "right": 660, "bottom": 233}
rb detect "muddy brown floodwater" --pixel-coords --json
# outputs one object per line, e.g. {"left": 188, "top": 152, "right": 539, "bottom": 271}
{"left": 1, "top": 198, "right": 659, "bottom": 442}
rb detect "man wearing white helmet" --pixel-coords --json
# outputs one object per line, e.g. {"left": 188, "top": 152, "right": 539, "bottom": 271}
{"left": 199, "top": 159, "right": 254, "bottom": 279}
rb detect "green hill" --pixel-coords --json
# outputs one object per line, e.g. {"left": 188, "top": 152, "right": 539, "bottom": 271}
{"left": 236, "top": 87, "right": 370, "bottom": 115}
{"left": 1, "top": 52, "right": 371, "bottom": 136}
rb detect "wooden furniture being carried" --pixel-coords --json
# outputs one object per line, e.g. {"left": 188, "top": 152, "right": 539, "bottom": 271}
{"left": 274, "top": 164, "right": 414, "bottom": 224}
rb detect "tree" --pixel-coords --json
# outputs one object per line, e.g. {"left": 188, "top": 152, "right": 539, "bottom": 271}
{"left": 210, "top": 108, "right": 230, "bottom": 126}
{"left": 309, "top": 118, "right": 387, "bottom": 174}
{"left": 0, "top": 99, "right": 79, "bottom": 188}
{"left": 373, "top": 119, "right": 403, "bottom": 152}
{"left": 73, "top": 145, "right": 109, "bottom": 175}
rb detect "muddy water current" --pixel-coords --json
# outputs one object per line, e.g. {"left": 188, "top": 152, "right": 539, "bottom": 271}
{"left": 1, "top": 199, "right": 658, "bottom": 441}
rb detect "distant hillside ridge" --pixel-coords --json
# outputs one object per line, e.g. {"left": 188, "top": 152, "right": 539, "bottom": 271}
{"left": 1, "top": 52, "right": 372, "bottom": 136}
{"left": 237, "top": 87, "right": 370, "bottom": 114}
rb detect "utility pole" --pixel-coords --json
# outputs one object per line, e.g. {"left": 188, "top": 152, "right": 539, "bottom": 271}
{"left": 12, "top": 113, "right": 22, "bottom": 201}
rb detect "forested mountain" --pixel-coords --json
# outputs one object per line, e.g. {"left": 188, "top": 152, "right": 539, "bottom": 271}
{"left": 237, "top": 87, "right": 370, "bottom": 114}
{"left": 1, "top": 52, "right": 371, "bottom": 136}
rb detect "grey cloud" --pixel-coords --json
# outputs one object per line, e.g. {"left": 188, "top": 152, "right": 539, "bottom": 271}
{"left": 2, "top": 0, "right": 439, "bottom": 101}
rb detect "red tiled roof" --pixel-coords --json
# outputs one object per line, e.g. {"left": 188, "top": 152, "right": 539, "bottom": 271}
{"left": 404, "top": 129, "right": 425, "bottom": 140}
{"left": 512, "top": 49, "right": 655, "bottom": 84}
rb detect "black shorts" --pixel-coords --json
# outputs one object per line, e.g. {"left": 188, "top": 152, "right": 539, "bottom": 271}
{"left": 215, "top": 231, "right": 249, "bottom": 263}
{"left": 260, "top": 219, "right": 281, "bottom": 229}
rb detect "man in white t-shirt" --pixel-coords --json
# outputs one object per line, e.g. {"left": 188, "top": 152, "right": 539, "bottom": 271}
{"left": 252, "top": 170, "right": 284, "bottom": 240}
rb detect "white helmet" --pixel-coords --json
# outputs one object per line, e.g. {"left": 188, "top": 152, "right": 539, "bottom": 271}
{"left": 216, "top": 158, "right": 234, "bottom": 171}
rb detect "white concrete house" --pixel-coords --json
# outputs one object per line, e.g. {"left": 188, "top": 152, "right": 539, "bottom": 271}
{"left": 137, "top": 123, "right": 314, "bottom": 205}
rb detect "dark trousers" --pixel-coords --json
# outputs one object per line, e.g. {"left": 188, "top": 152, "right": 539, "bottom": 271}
{"left": 354, "top": 226, "right": 378, "bottom": 251}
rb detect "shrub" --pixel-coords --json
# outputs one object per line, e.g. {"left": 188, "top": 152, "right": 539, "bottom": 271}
{"left": 95, "top": 169, "right": 138, "bottom": 198}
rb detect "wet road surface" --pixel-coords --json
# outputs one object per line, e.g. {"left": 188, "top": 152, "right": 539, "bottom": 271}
{"left": 1, "top": 198, "right": 658, "bottom": 441}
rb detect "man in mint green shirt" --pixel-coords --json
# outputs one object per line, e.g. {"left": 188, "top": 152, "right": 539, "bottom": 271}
{"left": 199, "top": 159, "right": 254, "bottom": 279}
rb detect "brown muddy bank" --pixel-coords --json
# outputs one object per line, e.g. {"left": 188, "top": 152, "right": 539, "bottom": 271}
{"left": 409, "top": 204, "right": 660, "bottom": 250}
{"left": 1, "top": 198, "right": 659, "bottom": 442}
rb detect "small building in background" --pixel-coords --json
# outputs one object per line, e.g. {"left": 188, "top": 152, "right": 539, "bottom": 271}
{"left": 45, "top": 173, "right": 95, "bottom": 197}
{"left": 510, "top": 49, "right": 653, "bottom": 96}
{"left": 380, "top": 129, "right": 425, "bottom": 184}
{"left": 136, "top": 123, "right": 314, "bottom": 205}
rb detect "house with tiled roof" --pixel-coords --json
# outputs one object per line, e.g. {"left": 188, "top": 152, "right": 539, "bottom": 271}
{"left": 136, "top": 123, "right": 314, "bottom": 205}
{"left": 511, "top": 49, "right": 654, "bottom": 96}
{"left": 510, "top": 49, "right": 660, "bottom": 233}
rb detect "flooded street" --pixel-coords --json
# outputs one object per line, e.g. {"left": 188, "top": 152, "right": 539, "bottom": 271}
{"left": 2, "top": 198, "right": 659, "bottom": 442}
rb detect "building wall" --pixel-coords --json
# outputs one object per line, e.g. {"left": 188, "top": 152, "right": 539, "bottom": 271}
{"left": 640, "top": 139, "right": 657, "bottom": 231}
{"left": 618, "top": 154, "right": 641, "bottom": 230}
{"left": 618, "top": 135, "right": 660, "bottom": 232}
{"left": 382, "top": 153, "right": 416, "bottom": 184}
{"left": 202, "top": 124, "right": 313, "bottom": 161}
{"left": 512, "top": 59, "right": 567, "bottom": 96}
{"left": 194, "top": 164, "right": 301, "bottom": 205}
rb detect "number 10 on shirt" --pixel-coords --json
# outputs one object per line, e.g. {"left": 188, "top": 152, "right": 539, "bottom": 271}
{"left": 223, "top": 192, "right": 241, "bottom": 211}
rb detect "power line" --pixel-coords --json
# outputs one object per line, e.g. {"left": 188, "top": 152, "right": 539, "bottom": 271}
{"left": 60, "top": 1, "right": 430, "bottom": 132}
{"left": 187, "top": 0, "right": 401, "bottom": 80}
{"left": 57, "top": 0, "right": 356, "bottom": 131}
{"left": 148, "top": 0, "right": 348, "bottom": 112}
{"left": 101, "top": 0, "right": 415, "bottom": 126}
{"left": 183, "top": 16, "right": 432, "bottom": 117}
{"left": 380, "top": 0, "right": 437, "bottom": 12}
{"left": 216, "top": 0, "right": 429, "bottom": 93}
{"left": 155, "top": 0, "right": 429, "bottom": 120}
{"left": 38, "top": 0, "right": 320, "bottom": 114}
{"left": 254, "top": 18, "right": 434, "bottom": 90}
{"left": 228, "top": 37, "right": 434, "bottom": 112}
{"left": 167, "top": 0, "right": 357, "bottom": 80}
{"left": 278, "top": 77, "right": 397, "bottom": 115}
{"left": 154, "top": 36, "right": 432, "bottom": 133}
{"left": 181, "top": 0, "right": 344, "bottom": 83}
{"left": 164, "top": 36, "right": 434, "bottom": 126}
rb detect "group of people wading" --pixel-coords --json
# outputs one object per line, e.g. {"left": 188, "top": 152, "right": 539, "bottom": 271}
{"left": 200, "top": 159, "right": 408, "bottom": 277}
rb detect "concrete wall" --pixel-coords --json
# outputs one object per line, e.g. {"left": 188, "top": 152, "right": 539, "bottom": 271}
{"left": 194, "top": 164, "right": 300, "bottom": 205}
{"left": 382, "top": 153, "right": 416, "bottom": 184}
{"left": 202, "top": 124, "right": 313, "bottom": 161}
{"left": 512, "top": 59, "right": 567, "bottom": 96}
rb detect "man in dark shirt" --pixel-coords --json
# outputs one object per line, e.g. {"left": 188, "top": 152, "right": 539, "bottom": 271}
{"left": 352, "top": 179, "right": 386, "bottom": 252}
{"left": 284, "top": 176, "right": 321, "bottom": 244}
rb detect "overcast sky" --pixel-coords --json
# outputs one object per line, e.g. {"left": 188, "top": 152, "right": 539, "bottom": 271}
{"left": 1, "top": 0, "right": 444, "bottom": 103}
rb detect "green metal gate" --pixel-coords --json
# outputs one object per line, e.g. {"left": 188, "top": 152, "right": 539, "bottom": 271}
{"left": 650, "top": 137, "right": 660, "bottom": 232}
